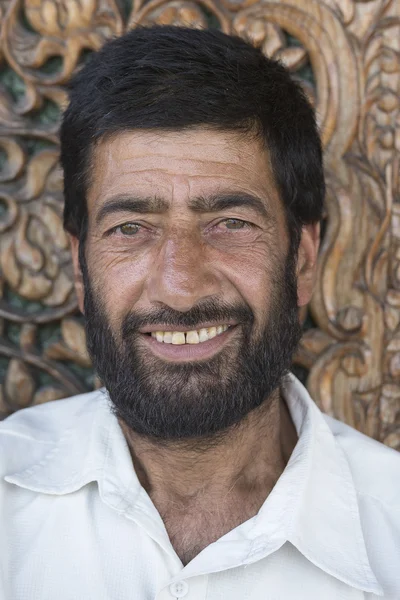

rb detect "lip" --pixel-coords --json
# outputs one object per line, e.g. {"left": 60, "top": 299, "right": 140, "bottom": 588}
{"left": 138, "top": 321, "right": 238, "bottom": 334}
{"left": 139, "top": 325, "right": 238, "bottom": 362}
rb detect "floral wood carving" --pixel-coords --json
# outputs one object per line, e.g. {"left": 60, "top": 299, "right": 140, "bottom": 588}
{"left": 0, "top": 0, "right": 398, "bottom": 449}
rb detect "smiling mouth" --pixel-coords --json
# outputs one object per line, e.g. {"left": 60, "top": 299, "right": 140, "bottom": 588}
{"left": 146, "top": 325, "right": 230, "bottom": 345}
{"left": 139, "top": 323, "right": 237, "bottom": 362}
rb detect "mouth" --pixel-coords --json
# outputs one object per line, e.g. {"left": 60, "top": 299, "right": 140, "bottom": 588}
{"left": 139, "top": 324, "right": 238, "bottom": 361}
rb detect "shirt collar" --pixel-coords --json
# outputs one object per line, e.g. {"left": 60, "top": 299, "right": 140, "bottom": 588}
{"left": 4, "top": 389, "right": 135, "bottom": 496}
{"left": 258, "top": 375, "right": 384, "bottom": 596}
{"left": 3, "top": 375, "right": 383, "bottom": 595}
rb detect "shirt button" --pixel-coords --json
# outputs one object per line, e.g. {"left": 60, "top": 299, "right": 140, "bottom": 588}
{"left": 169, "top": 580, "right": 189, "bottom": 598}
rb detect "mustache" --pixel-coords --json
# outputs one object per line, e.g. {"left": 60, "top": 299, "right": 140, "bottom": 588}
{"left": 121, "top": 299, "right": 254, "bottom": 338}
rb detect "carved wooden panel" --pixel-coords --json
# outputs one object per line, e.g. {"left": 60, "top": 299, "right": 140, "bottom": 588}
{"left": 0, "top": 0, "right": 398, "bottom": 449}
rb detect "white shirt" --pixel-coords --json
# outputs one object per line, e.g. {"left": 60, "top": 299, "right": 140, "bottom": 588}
{"left": 1, "top": 373, "right": 399, "bottom": 600}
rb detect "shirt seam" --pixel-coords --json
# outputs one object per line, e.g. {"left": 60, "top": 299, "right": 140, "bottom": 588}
{"left": 3, "top": 467, "right": 104, "bottom": 491}
{"left": 0, "top": 430, "right": 55, "bottom": 444}
{"left": 5, "top": 428, "right": 72, "bottom": 479}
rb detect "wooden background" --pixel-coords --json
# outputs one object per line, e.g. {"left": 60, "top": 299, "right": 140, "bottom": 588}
{"left": 0, "top": 0, "right": 399, "bottom": 449}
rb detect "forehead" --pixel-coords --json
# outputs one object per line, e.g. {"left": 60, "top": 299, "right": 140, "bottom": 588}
{"left": 87, "top": 128, "right": 282, "bottom": 214}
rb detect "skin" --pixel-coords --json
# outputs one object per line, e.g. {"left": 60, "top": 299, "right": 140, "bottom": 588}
{"left": 69, "top": 128, "right": 320, "bottom": 565}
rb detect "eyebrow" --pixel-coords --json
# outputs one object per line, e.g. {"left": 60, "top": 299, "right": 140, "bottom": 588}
{"left": 188, "top": 193, "right": 272, "bottom": 220}
{"left": 96, "top": 196, "right": 169, "bottom": 225}
{"left": 95, "top": 191, "right": 273, "bottom": 225}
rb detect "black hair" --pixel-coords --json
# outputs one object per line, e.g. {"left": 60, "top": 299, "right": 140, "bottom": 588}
{"left": 60, "top": 25, "right": 324, "bottom": 252}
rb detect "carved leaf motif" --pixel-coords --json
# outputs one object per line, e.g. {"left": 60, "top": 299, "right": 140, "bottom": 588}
{"left": 336, "top": 306, "right": 364, "bottom": 334}
{"left": 18, "top": 268, "right": 52, "bottom": 300}
{"left": 301, "top": 329, "right": 334, "bottom": 355}
{"left": 0, "top": 89, "right": 25, "bottom": 129}
{"left": 275, "top": 47, "right": 308, "bottom": 71}
{"left": 2, "top": 0, "right": 124, "bottom": 89}
{"left": 389, "top": 353, "right": 400, "bottom": 378}
{"left": 33, "top": 385, "right": 68, "bottom": 405}
{"left": 234, "top": 15, "right": 308, "bottom": 72}
{"left": 0, "top": 194, "right": 19, "bottom": 232}
{"left": 385, "top": 305, "right": 400, "bottom": 332}
{"left": 19, "top": 323, "right": 37, "bottom": 350}
{"left": 387, "top": 336, "right": 400, "bottom": 352}
{"left": 26, "top": 0, "right": 98, "bottom": 36}
{"left": 16, "top": 213, "right": 45, "bottom": 272}
{"left": 42, "top": 271, "right": 74, "bottom": 307}
{"left": 16, "top": 150, "right": 60, "bottom": 202}
{"left": 242, "top": 20, "right": 284, "bottom": 52}
{"left": 327, "top": 0, "right": 355, "bottom": 25}
{"left": 296, "top": 329, "right": 335, "bottom": 370}
{"left": 44, "top": 341, "right": 85, "bottom": 365}
{"left": 135, "top": 1, "right": 207, "bottom": 28}
{"left": 44, "top": 318, "right": 91, "bottom": 367}
{"left": 0, "top": 142, "right": 25, "bottom": 186}
{"left": 1, "top": 236, "right": 22, "bottom": 289}
{"left": 38, "top": 203, "right": 69, "bottom": 250}
{"left": 383, "top": 433, "right": 400, "bottom": 451}
{"left": 5, "top": 359, "right": 35, "bottom": 408}
{"left": 387, "top": 290, "right": 400, "bottom": 307}
{"left": 61, "top": 318, "right": 89, "bottom": 358}
{"left": 130, "top": 0, "right": 229, "bottom": 28}
{"left": 382, "top": 384, "right": 400, "bottom": 401}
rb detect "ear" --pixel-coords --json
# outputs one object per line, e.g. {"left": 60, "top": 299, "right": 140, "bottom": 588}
{"left": 296, "top": 222, "right": 320, "bottom": 307}
{"left": 69, "top": 235, "right": 85, "bottom": 314}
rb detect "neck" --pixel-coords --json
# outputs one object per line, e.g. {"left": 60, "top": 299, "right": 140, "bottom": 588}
{"left": 119, "top": 387, "right": 298, "bottom": 504}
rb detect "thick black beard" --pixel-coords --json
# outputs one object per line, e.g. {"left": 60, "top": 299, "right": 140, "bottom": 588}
{"left": 82, "top": 253, "right": 302, "bottom": 441}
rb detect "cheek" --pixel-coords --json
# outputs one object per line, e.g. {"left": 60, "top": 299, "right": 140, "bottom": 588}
{"left": 217, "top": 246, "right": 278, "bottom": 323}
{"left": 87, "top": 246, "right": 150, "bottom": 324}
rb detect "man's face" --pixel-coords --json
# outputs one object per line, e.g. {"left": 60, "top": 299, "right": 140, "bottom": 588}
{"left": 70, "top": 129, "right": 318, "bottom": 440}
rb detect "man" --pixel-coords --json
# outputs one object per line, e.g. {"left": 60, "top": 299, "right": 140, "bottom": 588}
{"left": 0, "top": 25, "right": 399, "bottom": 600}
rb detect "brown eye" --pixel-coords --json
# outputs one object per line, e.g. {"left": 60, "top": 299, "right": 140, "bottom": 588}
{"left": 224, "top": 219, "right": 246, "bottom": 229}
{"left": 119, "top": 223, "right": 141, "bottom": 235}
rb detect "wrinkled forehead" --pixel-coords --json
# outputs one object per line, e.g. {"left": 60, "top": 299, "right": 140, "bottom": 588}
{"left": 86, "top": 129, "right": 283, "bottom": 218}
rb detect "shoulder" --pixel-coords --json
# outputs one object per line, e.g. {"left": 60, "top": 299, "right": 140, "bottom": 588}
{"left": 324, "top": 414, "right": 400, "bottom": 507}
{"left": 0, "top": 389, "right": 104, "bottom": 477}
{"left": 0, "top": 388, "right": 104, "bottom": 440}
{"left": 324, "top": 415, "right": 400, "bottom": 597}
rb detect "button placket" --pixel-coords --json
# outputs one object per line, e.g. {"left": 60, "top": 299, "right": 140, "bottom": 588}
{"left": 156, "top": 574, "right": 208, "bottom": 600}
{"left": 169, "top": 580, "right": 189, "bottom": 598}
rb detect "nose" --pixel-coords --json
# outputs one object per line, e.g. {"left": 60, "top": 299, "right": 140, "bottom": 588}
{"left": 146, "top": 231, "right": 221, "bottom": 312}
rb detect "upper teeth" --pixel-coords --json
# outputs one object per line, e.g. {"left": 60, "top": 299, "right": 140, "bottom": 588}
{"left": 151, "top": 325, "right": 229, "bottom": 345}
